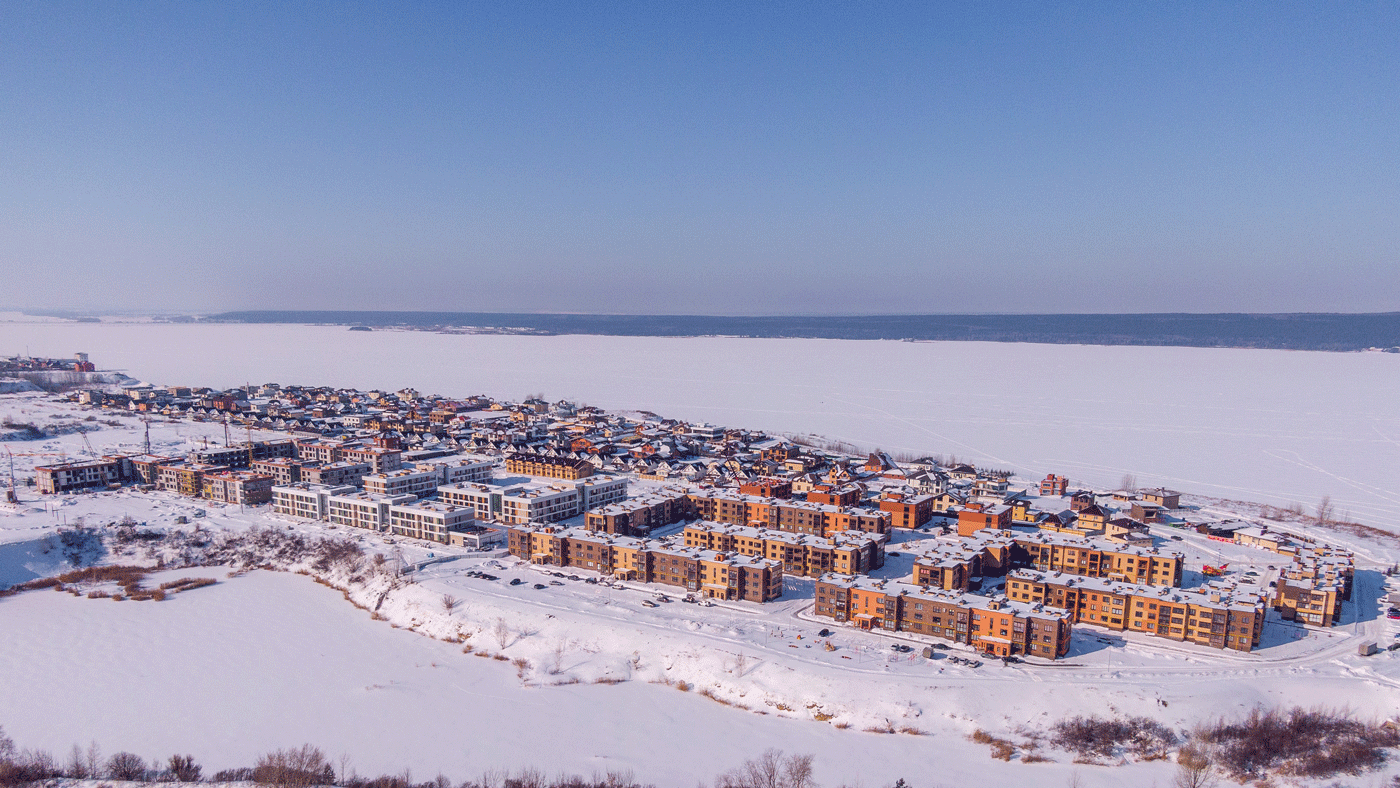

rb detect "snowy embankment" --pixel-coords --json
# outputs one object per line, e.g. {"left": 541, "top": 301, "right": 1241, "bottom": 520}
{"left": 2, "top": 519, "right": 1399, "bottom": 787}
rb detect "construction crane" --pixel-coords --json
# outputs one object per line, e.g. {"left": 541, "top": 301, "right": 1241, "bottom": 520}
{"left": 143, "top": 417, "right": 151, "bottom": 456}
{"left": 77, "top": 426, "right": 96, "bottom": 457}
{"left": 3, "top": 447, "right": 67, "bottom": 504}
{"left": 223, "top": 414, "right": 231, "bottom": 447}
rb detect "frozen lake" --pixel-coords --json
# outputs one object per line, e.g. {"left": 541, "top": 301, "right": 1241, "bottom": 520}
{"left": 3, "top": 322, "right": 1398, "bottom": 530}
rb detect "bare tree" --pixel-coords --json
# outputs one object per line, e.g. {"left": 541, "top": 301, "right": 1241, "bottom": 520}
{"left": 1315, "top": 495, "right": 1334, "bottom": 525}
{"left": 734, "top": 652, "right": 747, "bottom": 678}
{"left": 550, "top": 638, "right": 567, "bottom": 675}
{"left": 169, "top": 754, "right": 202, "bottom": 782}
{"left": 715, "top": 749, "right": 816, "bottom": 788}
{"left": 441, "top": 594, "right": 459, "bottom": 614}
{"left": 1120, "top": 474, "right": 1138, "bottom": 492}
{"left": 106, "top": 752, "right": 147, "bottom": 781}
{"left": 65, "top": 744, "right": 92, "bottom": 779}
{"left": 252, "top": 744, "right": 333, "bottom": 788}
{"left": 1173, "top": 744, "right": 1217, "bottom": 788}
{"left": 493, "top": 617, "right": 511, "bottom": 649}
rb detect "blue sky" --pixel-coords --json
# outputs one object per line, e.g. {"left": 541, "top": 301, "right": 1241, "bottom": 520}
{"left": 2, "top": 2, "right": 1397, "bottom": 315}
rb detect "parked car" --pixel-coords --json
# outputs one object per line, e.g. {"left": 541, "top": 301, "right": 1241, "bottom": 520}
{"left": 509, "top": 578, "right": 524, "bottom": 586}
{"left": 641, "top": 599, "right": 659, "bottom": 608}
{"left": 533, "top": 583, "right": 547, "bottom": 590}
{"left": 1386, "top": 607, "right": 1400, "bottom": 620}
{"left": 818, "top": 628, "right": 832, "bottom": 637}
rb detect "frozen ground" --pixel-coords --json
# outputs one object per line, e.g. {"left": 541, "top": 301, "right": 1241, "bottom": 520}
{"left": 3, "top": 322, "right": 1399, "bottom": 531}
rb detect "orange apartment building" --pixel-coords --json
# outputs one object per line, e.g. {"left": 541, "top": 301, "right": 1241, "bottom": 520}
{"left": 504, "top": 524, "right": 784, "bottom": 602}
{"left": 1005, "top": 570, "right": 1265, "bottom": 652}
{"left": 681, "top": 522, "right": 885, "bottom": 577}
{"left": 504, "top": 452, "right": 594, "bottom": 480}
{"left": 1040, "top": 474, "right": 1068, "bottom": 496}
{"left": 686, "top": 490, "right": 891, "bottom": 537}
{"left": 1273, "top": 548, "right": 1354, "bottom": 627}
{"left": 956, "top": 502, "right": 1013, "bottom": 536}
{"left": 806, "top": 484, "right": 862, "bottom": 506}
{"left": 584, "top": 490, "right": 691, "bottom": 537}
{"left": 879, "top": 492, "right": 936, "bottom": 529}
{"left": 814, "top": 575, "right": 1073, "bottom": 659}
{"left": 1014, "top": 532, "right": 1184, "bottom": 587}
{"left": 738, "top": 478, "right": 792, "bottom": 499}
{"left": 910, "top": 532, "right": 1019, "bottom": 590}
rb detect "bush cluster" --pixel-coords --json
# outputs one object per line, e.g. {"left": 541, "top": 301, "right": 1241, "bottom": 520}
{"left": 1197, "top": 706, "right": 1400, "bottom": 780}
{"left": 1050, "top": 715, "right": 1178, "bottom": 759}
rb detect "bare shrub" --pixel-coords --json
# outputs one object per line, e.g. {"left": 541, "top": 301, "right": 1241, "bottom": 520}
{"left": 550, "top": 638, "right": 567, "bottom": 675}
{"left": 106, "top": 751, "right": 148, "bottom": 781}
{"left": 441, "top": 594, "right": 458, "bottom": 614}
{"left": 512, "top": 658, "right": 531, "bottom": 681}
{"left": 169, "top": 753, "right": 202, "bottom": 782}
{"left": 1173, "top": 744, "right": 1217, "bottom": 788}
{"left": 1315, "top": 495, "right": 1335, "bottom": 525}
{"left": 253, "top": 744, "right": 334, "bottom": 788}
{"left": 1197, "top": 706, "right": 1400, "bottom": 781}
{"left": 1050, "top": 715, "right": 1177, "bottom": 759}
{"left": 714, "top": 749, "right": 816, "bottom": 788}
{"left": 493, "top": 618, "right": 511, "bottom": 649}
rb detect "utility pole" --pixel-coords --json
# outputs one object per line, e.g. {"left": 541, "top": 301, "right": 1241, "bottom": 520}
{"left": 4, "top": 446, "right": 16, "bottom": 504}
{"left": 223, "top": 414, "right": 231, "bottom": 447}
{"left": 143, "top": 418, "right": 151, "bottom": 456}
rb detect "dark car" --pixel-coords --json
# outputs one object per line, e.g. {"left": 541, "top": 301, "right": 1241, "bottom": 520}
{"left": 533, "top": 583, "right": 547, "bottom": 590}
{"left": 818, "top": 628, "right": 832, "bottom": 637}
{"left": 509, "top": 578, "right": 523, "bottom": 586}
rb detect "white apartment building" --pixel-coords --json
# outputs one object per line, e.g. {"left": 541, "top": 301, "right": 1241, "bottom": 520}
{"left": 412, "top": 457, "right": 496, "bottom": 486}
{"left": 436, "top": 474, "right": 628, "bottom": 525}
{"left": 575, "top": 474, "right": 628, "bottom": 509}
{"left": 328, "top": 491, "right": 417, "bottom": 532}
{"left": 272, "top": 483, "right": 357, "bottom": 520}
{"left": 362, "top": 467, "right": 441, "bottom": 499}
{"left": 388, "top": 500, "right": 477, "bottom": 543}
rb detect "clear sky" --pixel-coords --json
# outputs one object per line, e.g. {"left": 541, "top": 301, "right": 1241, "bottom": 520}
{"left": 2, "top": 2, "right": 1397, "bottom": 315}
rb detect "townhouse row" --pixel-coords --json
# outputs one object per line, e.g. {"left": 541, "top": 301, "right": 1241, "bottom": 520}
{"left": 504, "top": 524, "right": 784, "bottom": 602}
{"left": 270, "top": 483, "right": 501, "bottom": 548}
{"left": 813, "top": 575, "right": 1073, "bottom": 659}
{"left": 1005, "top": 570, "right": 1266, "bottom": 652}
{"left": 682, "top": 489, "right": 891, "bottom": 537}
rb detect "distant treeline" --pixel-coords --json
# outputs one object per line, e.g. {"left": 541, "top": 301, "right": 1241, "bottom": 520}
{"left": 207, "top": 311, "right": 1400, "bottom": 352}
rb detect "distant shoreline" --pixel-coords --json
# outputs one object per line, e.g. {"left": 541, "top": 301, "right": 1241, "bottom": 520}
{"left": 194, "top": 310, "right": 1400, "bottom": 352}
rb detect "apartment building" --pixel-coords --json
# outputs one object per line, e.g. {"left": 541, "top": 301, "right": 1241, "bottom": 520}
{"left": 362, "top": 467, "right": 441, "bottom": 499}
{"left": 907, "top": 537, "right": 1019, "bottom": 593}
{"left": 806, "top": 484, "right": 863, "bottom": 507}
{"left": 35, "top": 458, "right": 123, "bottom": 494}
{"left": 302, "top": 461, "right": 372, "bottom": 488}
{"left": 504, "top": 524, "right": 784, "bottom": 601}
{"left": 272, "top": 483, "right": 357, "bottom": 520}
{"left": 388, "top": 500, "right": 476, "bottom": 543}
{"left": 1005, "top": 570, "right": 1265, "bottom": 652}
{"left": 327, "top": 491, "right": 417, "bottom": 532}
{"left": 341, "top": 445, "right": 402, "bottom": 473}
{"left": 1274, "top": 549, "right": 1354, "bottom": 626}
{"left": 200, "top": 471, "right": 274, "bottom": 505}
{"left": 681, "top": 522, "right": 885, "bottom": 577}
{"left": 585, "top": 490, "right": 690, "bottom": 537}
{"left": 686, "top": 490, "right": 891, "bottom": 537}
{"left": 956, "top": 502, "right": 1012, "bottom": 536}
{"left": 190, "top": 439, "right": 297, "bottom": 470}
{"left": 438, "top": 475, "right": 627, "bottom": 525}
{"left": 738, "top": 478, "right": 792, "bottom": 498}
{"left": 251, "top": 458, "right": 305, "bottom": 486}
{"left": 1014, "top": 532, "right": 1184, "bottom": 587}
{"left": 156, "top": 463, "right": 227, "bottom": 497}
{"left": 505, "top": 452, "right": 593, "bottom": 480}
{"left": 413, "top": 457, "right": 495, "bottom": 486}
{"left": 879, "top": 492, "right": 936, "bottom": 529}
{"left": 814, "top": 575, "right": 1073, "bottom": 660}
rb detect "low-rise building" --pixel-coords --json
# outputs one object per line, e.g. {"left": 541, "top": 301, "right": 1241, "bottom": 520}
{"left": 813, "top": 575, "right": 1073, "bottom": 659}
{"left": 327, "top": 491, "right": 417, "bottom": 532}
{"left": 879, "top": 492, "right": 936, "bottom": 529}
{"left": 956, "top": 502, "right": 1012, "bottom": 536}
{"left": 388, "top": 500, "right": 476, "bottom": 543}
{"left": 362, "top": 467, "right": 441, "bottom": 499}
{"left": 1014, "top": 532, "right": 1184, "bottom": 587}
{"left": 504, "top": 525, "right": 784, "bottom": 601}
{"left": 1005, "top": 570, "right": 1265, "bottom": 652}
{"left": 272, "top": 483, "right": 357, "bottom": 520}
{"left": 35, "top": 458, "right": 122, "bottom": 494}
{"left": 585, "top": 489, "right": 690, "bottom": 537}
{"left": 1273, "top": 548, "right": 1354, "bottom": 627}
{"left": 302, "top": 461, "right": 372, "bottom": 488}
{"left": 200, "top": 471, "right": 274, "bottom": 505}
{"left": 681, "top": 522, "right": 885, "bottom": 577}
{"left": 505, "top": 452, "right": 593, "bottom": 480}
